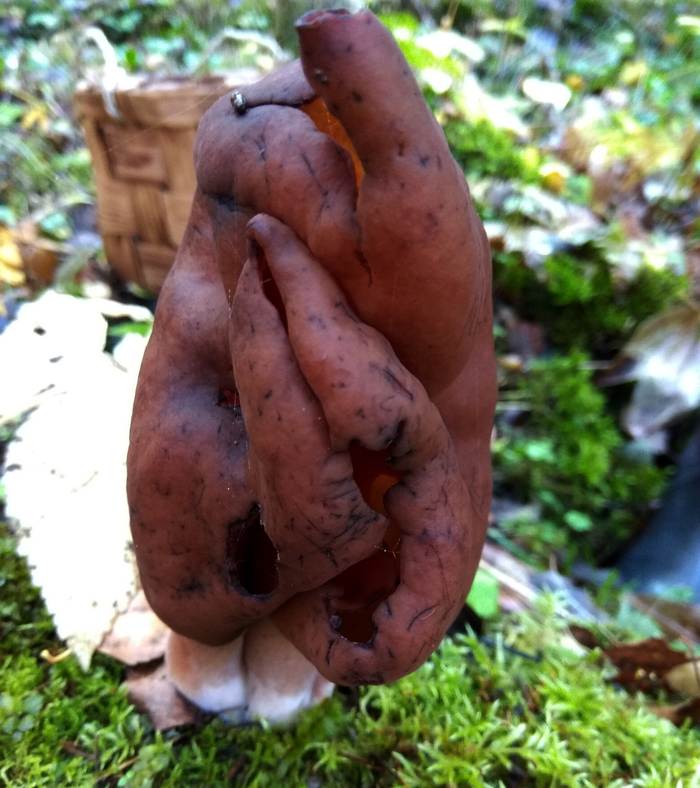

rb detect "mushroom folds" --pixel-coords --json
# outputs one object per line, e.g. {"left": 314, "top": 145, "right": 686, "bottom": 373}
{"left": 127, "top": 9, "right": 496, "bottom": 694}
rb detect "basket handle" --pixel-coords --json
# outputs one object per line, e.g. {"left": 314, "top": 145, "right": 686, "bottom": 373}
{"left": 190, "top": 28, "right": 290, "bottom": 76}
{"left": 80, "top": 26, "right": 128, "bottom": 121}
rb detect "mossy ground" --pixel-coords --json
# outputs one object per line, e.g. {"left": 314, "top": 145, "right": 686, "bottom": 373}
{"left": 2, "top": 523, "right": 699, "bottom": 788}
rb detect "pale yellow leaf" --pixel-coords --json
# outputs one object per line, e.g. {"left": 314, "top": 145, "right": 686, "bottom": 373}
{"left": 666, "top": 661, "right": 700, "bottom": 697}
{"left": 0, "top": 227, "right": 25, "bottom": 288}
{"left": 522, "top": 76, "right": 572, "bottom": 111}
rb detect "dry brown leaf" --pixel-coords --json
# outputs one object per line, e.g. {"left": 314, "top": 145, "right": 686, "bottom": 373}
{"left": 651, "top": 697, "right": 700, "bottom": 727}
{"left": 126, "top": 661, "right": 208, "bottom": 731}
{"left": 605, "top": 637, "right": 689, "bottom": 691}
{"left": 98, "top": 589, "right": 169, "bottom": 666}
{"left": 569, "top": 624, "right": 603, "bottom": 651}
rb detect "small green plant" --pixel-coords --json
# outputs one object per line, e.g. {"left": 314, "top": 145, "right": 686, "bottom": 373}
{"left": 445, "top": 118, "right": 541, "bottom": 183}
{"left": 494, "top": 247, "right": 687, "bottom": 355}
{"left": 493, "top": 353, "right": 668, "bottom": 562}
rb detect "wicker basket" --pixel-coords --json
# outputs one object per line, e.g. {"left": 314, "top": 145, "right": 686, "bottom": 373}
{"left": 74, "top": 72, "right": 258, "bottom": 293}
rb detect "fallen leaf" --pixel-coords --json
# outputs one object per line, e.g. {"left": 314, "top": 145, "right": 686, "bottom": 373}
{"left": 521, "top": 76, "right": 572, "bottom": 111}
{"left": 1, "top": 290, "right": 152, "bottom": 668}
{"left": 602, "top": 304, "right": 700, "bottom": 438}
{"left": 126, "top": 661, "right": 207, "bottom": 730}
{"left": 0, "top": 226, "right": 25, "bottom": 288}
{"left": 457, "top": 73, "right": 530, "bottom": 138}
{"left": 98, "top": 589, "right": 169, "bottom": 666}
{"left": 652, "top": 697, "right": 700, "bottom": 727}
{"left": 677, "top": 15, "right": 700, "bottom": 33}
{"left": 14, "top": 220, "right": 62, "bottom": 286}
{"left": 569, "top": 624, "right": 602, "bottom": 651}
{"left": 605, "top": 637, "right": 689, "bottom": 691}
{"left": 416, "top": 30, "right": 485, "bottom": 63}
{"left": 665, "top": 661, "right": 700, "bottom": 697}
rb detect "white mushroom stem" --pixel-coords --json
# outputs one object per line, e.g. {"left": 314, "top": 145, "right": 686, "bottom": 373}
{"left": 166, "top": 618, "right": 334, "bottom": 724}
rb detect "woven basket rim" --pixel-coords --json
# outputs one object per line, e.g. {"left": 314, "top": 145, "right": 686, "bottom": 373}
{"left": 75, "top": 67, "right": 263, "bottom": 98}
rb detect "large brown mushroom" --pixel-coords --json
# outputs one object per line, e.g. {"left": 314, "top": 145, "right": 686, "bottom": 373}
{"left": 127, "top": 9, "right": 496, "bottom": 721}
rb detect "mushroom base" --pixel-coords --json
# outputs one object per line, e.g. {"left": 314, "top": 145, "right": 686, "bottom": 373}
{"left": 166, "top": 618, "right": 334, "bottom": 724}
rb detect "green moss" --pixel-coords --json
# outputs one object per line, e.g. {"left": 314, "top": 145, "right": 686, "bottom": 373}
{"left": 0, "top": 525, "right": 56, "bottom": 658}
{"left": 444, "top": 119, "right": 540, "bottom": 183}
{"left": 1, "top": 526, "right": 699, "bottom": 787}
{"left": 494, "top": 247, "right": 687, "bottom": 354}
{"left": 493, "top": 354, "right": 668, "bottom": 561}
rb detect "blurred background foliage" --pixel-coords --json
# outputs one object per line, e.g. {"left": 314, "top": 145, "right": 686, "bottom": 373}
{"left": 1, "top": 0, "right": 699, "bottom": 569}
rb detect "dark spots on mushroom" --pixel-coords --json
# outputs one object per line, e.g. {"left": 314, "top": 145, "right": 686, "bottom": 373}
{"left": 176, "top": 577, "right": 208, "bottom": 597}
{"left": 407, "top": 604, "right": 438, "bottom": 632}
{"left": 346, "top": 669, "right": 384, "bottom": 686}
{"left": 381, "top": 366, "right": 414, "bottom": 401}
{"left": 325, "top": 638, "right": 336, "bottom": 664}
{"left": 387, "top": 647, "right": 395, "bottom": 659}
{"left": 419, "top": 154, "right": 430, "bottom": 167}
{"left": 263, "top": 389, "right": 273, "bottom": 400}
{"left": 397, "top": 141, "right": 406, "bottom": 157}
{"left": 308, "top": 313, "right": 328, "bottom": 330}
{"left": 300, "top": 152, "right": 316, "bottom": 178}
{"left": 351, "top": 90, "right": 363, "bottom": 103}
{"left": 335, "top": 299, "right": 361, "bottom": 323}
{"left": 254, "top": 137, "right": 266, "bottom": 161}
{"left": 215, "top": 194, "right": 237, "bottom": 211}
{"left": 355, "top": 250, "right": 373, "bottom": 286}
{"left": 321, "top": 546, "right": 339, "bottom": 568}
{"left": 313, "top": 68, "right": 329, "bottom": 85}
{"left": 345, "top": 43, "right": 353, "bottom": 53}
{"left": 410, "top": 645, "right": 430, "bottom": 667}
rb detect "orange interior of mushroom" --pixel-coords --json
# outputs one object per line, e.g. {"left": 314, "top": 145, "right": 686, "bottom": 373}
{"left": 331, "top": 444, "right": 403, "bottom": 644}
{"left": 301, "top": 98, "right": 365, "bottom": 185}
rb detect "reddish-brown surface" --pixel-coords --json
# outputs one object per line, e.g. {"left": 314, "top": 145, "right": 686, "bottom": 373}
{"left": 127, "top": 9, "right": 496, "bottom": 687}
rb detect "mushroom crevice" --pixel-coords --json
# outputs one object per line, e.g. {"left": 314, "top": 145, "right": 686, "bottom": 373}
{"left": 127, "top": 8, "right": 496, "bottom": 720}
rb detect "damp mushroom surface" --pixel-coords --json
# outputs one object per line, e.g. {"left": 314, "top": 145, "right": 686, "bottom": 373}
{"left": 127, "top": 8, "right": 497, "bottom": 721}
